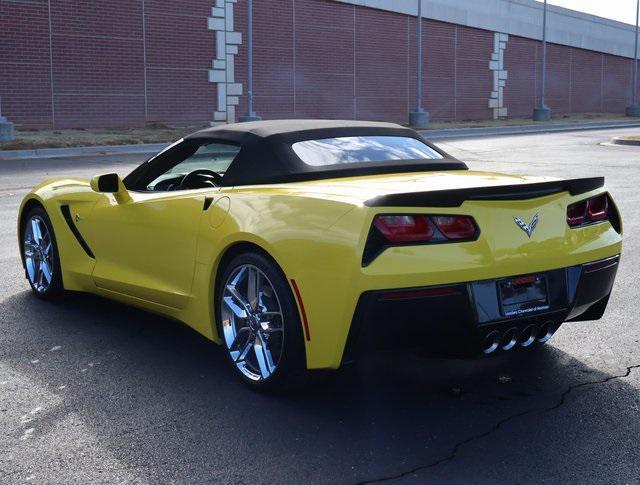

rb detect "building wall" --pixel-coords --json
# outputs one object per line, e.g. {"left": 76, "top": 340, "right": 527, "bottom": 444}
{"left": 0, "top": 0, "right": 638, "bottom": 130}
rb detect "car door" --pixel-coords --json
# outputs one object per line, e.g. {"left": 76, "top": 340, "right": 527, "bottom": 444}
{"left": 82, "top": 139, "right": 240, "bottom": 309}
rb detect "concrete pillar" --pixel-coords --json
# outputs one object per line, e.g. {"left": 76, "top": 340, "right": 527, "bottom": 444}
{"left": 0, "top": 98, "right": 14, "bottom": 142}
{"left": 208, "top": 0, "right": 243, "bottom": 125}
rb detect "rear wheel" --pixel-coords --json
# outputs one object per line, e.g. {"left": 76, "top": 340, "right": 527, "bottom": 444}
{"left": 217, "top": 251, "right": 306, "bottom": 390}
{"left": 22, "top": 206, "right": 63, "bottom": 299}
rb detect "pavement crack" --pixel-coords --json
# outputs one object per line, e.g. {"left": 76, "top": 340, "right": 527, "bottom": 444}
{"left": 545, "top": 364, "right": 640, "bottom": 414}
{"left": 356, "top": 364, "right": 640, "bottom": 484}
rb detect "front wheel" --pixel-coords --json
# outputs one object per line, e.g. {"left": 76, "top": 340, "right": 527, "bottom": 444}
{"left": 217, "top": 251, "right": 306, "bottom": 391}
{"left": 22, "top": 206, "right": 64, "bottom": 299}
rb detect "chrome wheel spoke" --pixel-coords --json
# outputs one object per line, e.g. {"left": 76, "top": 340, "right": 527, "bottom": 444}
{"left": 221, "top": 263, "right": 284, "bottom": 382}
{"left": 223, "top": 295, "right": 248, "bottom": 319}
{"left": 260, "top": 311, "right": 282, "bottom": 318}
{"left": 36, "top": 263, "right": 45, "bottom": 287}
{"left": 226, "top": 284, "right": 250, "bottom": 311}
{"left": 31, "top": 219, "right": 42, "bottom": 244}
{"left": 40, "top": 261, "right": 52, "bottom": 284}
{"left": 246, "top": 267, "right": 260, "bottom": 309}
{"left": 229, "top": 265, "right": 247, "bottom": 287}
{"left": 23, "top": 216, "right": 54, "bottom": 293}
{"left": 25, "top": 257, "right": 37, "bottom": 283}
{"left": 253, "top": 333, "right": 275, "bottom": 379}
{"left": 233, "top": 339, "right": 253, "bottom": 363}
{"left": 229, "top": 326, "right": 250, "bottom": 352}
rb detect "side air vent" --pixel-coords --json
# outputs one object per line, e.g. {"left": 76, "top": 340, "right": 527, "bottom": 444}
{"left": 60, "top": 205, "right": 95, "bottom": 259}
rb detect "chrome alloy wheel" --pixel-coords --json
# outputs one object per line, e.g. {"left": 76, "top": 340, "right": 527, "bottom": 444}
{"left": 221, "top": 264, "right": 285, "bottom": 381}
{"left": 23, "top": 215, "right": 54, "bottom": 293}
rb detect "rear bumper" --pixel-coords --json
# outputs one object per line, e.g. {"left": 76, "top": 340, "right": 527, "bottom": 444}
{"left": 342, "top": 255, "right": 619, "bottom": 364}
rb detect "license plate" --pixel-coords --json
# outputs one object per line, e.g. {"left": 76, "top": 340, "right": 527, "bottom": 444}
{"left": 498, "top": 274, "right": 550, "bottom": 317}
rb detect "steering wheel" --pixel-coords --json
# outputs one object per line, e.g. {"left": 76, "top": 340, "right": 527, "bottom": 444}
{"left": 178, "top": 169, "right": 223, "bottom": 190}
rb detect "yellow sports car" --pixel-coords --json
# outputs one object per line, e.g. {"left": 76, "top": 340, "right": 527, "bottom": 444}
{"left": 18, "top": 120, "right": 622, "bottom": 389}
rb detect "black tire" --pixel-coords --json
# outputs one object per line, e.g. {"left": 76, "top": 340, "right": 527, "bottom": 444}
{"left": 216, "top": 250, "right": 307, "bottom": 391}
{"left": 21, "top": 206, "right": 64, "bottom": 300}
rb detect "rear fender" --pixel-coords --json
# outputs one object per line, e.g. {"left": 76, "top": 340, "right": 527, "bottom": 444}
{"left": 191, "top": 192, "right": 360, "bottom": 366}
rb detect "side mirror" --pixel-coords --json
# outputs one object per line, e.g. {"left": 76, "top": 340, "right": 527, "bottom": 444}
{"left": 90, "top": 173, "right": 131, "bottom": 203}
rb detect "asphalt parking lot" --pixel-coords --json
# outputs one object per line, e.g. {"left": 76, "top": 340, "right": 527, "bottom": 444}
{"left": 1, "top": 128, "right": 639, "bottom": 484}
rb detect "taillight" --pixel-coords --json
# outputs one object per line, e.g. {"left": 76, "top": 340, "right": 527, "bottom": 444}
{"left": 372, "top": 214, "right": 478, "bottom": 243}
{"left": 566, "top": 200, "right": 587, "bottom": 226}
{"left": 567, "top": 193, "right": 610, "bottom": 227}
{"left": 373, "top": 215, "right": 434, "bottom": 243}
{"left": 364, "top": 214, "right": 480, "bottom": 266}
{"left": 432, "top": 216, "right": 477, "bottom": 240}
{"left": 587, "top": 194, "right": 608, "bottom": 221}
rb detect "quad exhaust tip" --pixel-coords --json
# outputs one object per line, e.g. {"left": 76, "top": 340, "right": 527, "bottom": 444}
{"left": 482, "top": 331, "right": 501, "bottom": 354}
{"left": 500, "top": 328, "right": 519, "bottom": 351}
{"left": 519, "top": 325, "right": 537, "bottom": 347}
{"left": 482, "top": 322, "right": 556, "bottom": 354}
{"left": 536, "top": 321, "right": 555, "bottom": 343}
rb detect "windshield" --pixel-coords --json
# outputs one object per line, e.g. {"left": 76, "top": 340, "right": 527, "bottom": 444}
{"left": 291, "top": 136, "right": 443, "bottom": 167}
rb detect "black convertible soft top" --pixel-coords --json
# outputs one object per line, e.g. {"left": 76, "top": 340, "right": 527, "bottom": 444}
{"left": 183, "top": 120, "right": 467, "bottom": 186}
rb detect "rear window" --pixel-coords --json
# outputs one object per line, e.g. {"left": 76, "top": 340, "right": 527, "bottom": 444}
{"left": 291, "top": 135, "right": 443, "bottom": 166}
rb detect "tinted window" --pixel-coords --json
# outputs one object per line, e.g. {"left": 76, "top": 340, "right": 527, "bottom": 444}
{"left": 291, "top": 136, "right": 443, "bottom": 166}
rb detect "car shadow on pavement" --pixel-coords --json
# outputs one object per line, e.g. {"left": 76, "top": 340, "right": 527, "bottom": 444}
{"left": 1, "top": 290, "right": 638, "bottom": 484}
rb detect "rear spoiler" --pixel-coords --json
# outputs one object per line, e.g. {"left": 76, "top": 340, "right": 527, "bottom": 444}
{"left": 364, "top": 177, "right": 604, "bottom": 208}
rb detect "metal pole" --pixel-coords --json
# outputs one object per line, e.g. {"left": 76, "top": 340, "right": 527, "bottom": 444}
{"left": 240, "top": 0, "right": 261, "bottom": 122}
{"left": 416, "top": 0, "right": 423, "bottom": 112}
{"left": 409, "top": 0, "right": 429, "bottom": 127}
{"left": 540, "top": 0, "right": 547, "bottom": 107}
{"left": 533, "top": 0, "right": 551, "bottom": 120}
{"left": 247, "top": 0, "right": 254, "bottom": 116}
{"left": 634, "top": 0, "right": 639, "bottom": 106}
{"left": 627, "top": 0, "right": 640, "bottom": 116}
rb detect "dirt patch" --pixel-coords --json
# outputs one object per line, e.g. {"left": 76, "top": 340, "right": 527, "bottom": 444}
{"left": 0, "top": 113, "right": 636, "bottom": 150}
{"left": 0, "top": 125, "right": 204, "bottom": 151}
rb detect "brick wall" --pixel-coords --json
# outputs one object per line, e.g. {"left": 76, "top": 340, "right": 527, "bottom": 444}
{"left": 0, "top": 0, "right": 52, "bottom": 128}
{"left": 504, "top": 35, "right": 638, "bottom": 117}
{"left": 0, "top": 0, "right": 638, "bottom": 129}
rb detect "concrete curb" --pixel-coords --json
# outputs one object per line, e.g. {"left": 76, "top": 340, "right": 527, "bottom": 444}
{"left": 0, "top": 142, "right": 169, "bottom": 160}
{"left": 609, "top": 136, "right": 640, "bottom": 146}
{"left": 420, "top": 120, "right": 640, "bottom": 139}
{"left": 1, "top": 120, "right": 639, "bottom": 160}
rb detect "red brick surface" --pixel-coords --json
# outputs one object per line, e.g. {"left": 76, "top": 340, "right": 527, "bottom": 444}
{"left": 603, "top": 55, "right": 631, "bottom": 113}
{"left": 503, "top": 36, "right": 536, "bottom": 117}
{"left": 0, "top": 0, "right": 52, "bottom": 127}
{"left": 0, "top": 0, "right": 637, "bottom": 129}
{"left": 540, "top": 43, "right": 572, "bottom": 113}
{"left": 504, "top": 36, "right": 634, "bottom": 117}
{"left": 355, "top": 8, "right": 408, "bottom": 123}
